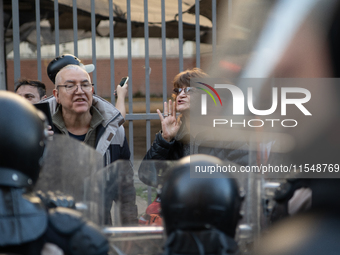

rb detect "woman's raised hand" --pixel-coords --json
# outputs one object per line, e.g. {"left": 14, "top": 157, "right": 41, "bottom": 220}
{"left": 157, "top": 99, "right": 182, "bottom": 142}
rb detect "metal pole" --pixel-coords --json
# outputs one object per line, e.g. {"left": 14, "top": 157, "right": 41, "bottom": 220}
{"left": 178, "top": 0, "right": 183, "bottom": 72}
{"left": 91, "top": 0, "right": 97, "bottom": 91}
{"left": 73, "top": 0, "right": 78, "bottom": 56}
{"left": 12, "top": 0, "right": 20, "bottom": 81}
{"left": 109, "top": 0, "right": 115, "bottom": 105}
{"left": 35, "top": 0, "right": 42, "bottom": 80}
{"left": 161, "top": 0, "right": 167, "bottom": 102}
{"left": 54, "top": 0, "right": 59, "bottom": 56}
{"left": 144, "top": 0, "right": 150, "bottom": 122}
{"left": 144, "top": 0, "right": 152, "bottom": 206}
{"left": 0, "top": 0, "right": 6, "bottom": 90}
{"left": 127, "top": 0, "right": 134, "bottom": 161}
{"left": 212, "top": 0, "right": 217, "bottom": 63}
{"left": 195, "top": 0, "right": 200, "bottom": 68}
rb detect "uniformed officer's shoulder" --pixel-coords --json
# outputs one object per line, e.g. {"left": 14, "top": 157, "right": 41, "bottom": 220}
{"left": 48, "top": 207, "right": 109, "bottom": 255}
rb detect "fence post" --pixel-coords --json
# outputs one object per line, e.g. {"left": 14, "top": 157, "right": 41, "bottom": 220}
{"left": 0, "top": 0, "right": 6, "bottom": 90}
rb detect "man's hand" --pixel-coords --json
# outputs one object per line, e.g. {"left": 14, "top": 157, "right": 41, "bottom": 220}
{"left": 157, "top": 99, "right": 182, "bottom": 142}
{"left": 114, "top": 82, "right": 128, "bottom": 119}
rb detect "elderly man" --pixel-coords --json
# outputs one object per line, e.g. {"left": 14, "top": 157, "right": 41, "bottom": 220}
{"left": 42, "top": 64, "right": 136, "bottom": 225}
{"left": 44, "top": 64, "right": 130, "bottom": 164}
{"left": 47, "top": 53, "right": 128, "bottom": 118}
{"left": 15, "top": 78, "right": 47, "bottom": 103}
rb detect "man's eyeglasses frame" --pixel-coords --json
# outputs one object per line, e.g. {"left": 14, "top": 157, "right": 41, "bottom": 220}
{"left": 56, "top": 84, "right": 94, "bottom": 94}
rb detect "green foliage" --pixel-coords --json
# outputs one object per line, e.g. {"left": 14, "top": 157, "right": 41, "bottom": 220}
{"left": 136, "top": 185, "right": 158, "bottom": 202}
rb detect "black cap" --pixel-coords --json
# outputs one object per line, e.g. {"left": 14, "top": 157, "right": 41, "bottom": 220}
{"left": 47, "top": 54, "right": 95, "bottom": 84}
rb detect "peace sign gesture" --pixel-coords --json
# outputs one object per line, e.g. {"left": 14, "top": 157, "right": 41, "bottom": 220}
{"left": 157, "top": 99, "right": 182, "bottom": 142}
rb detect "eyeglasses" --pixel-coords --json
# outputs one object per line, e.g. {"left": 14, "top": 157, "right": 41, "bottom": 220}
{"left": 57, "top": 83, "right": 94, "bottom": 94}
{"left": 172, "top": 87, "right": 196, "bottom": 95}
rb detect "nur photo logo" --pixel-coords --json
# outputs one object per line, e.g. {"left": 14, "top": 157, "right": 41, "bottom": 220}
{"left": 196, "top": 82, "right": 223, "bottom": 115}
{"left": 194, "top": 79, "right": 313, "bottom": 129}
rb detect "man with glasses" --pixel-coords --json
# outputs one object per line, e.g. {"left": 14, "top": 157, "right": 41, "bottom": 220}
{"left": 42, "top": 64, "right": 137, "bottom": 225}
{"left": 15, "top": 78, "right": 47, "bottom": 104}
{"left": 45, "top": 64, "right": 130, "bottom": 163}
{"left": 47, "top": 53, "right": 128, "bottom": 119}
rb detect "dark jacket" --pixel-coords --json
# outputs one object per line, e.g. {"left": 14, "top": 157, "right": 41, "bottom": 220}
{"left": 0, "top": 189, "right": 109, "bottom": 255}
{"left": 40, "top": 95, "right": 137, "bottom": 225}
{"left": 42, "top": 95, "right": 130, "bottom": 166}
{"left": 139, "top": 122, "right": 249, "bottom": 186}
{"left": 143, "top": 131, "right": 249, "bottom": 166}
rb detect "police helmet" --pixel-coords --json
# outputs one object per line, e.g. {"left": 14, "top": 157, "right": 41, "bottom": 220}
{"left": 0, "top": 91, "right": 47, "bottom": 187}
{"left": 161, "top": 155, "right": 243, "bottom": 238}
{"left": 47, "top": 54, "right": 95, "bottom": 84}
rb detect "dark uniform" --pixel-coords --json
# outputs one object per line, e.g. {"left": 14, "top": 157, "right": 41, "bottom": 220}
{"left": 160, "top": 155, "right": 243, "bottom": 255}
{"left": 0, "top": 91, "right": 109, "bottom": 255}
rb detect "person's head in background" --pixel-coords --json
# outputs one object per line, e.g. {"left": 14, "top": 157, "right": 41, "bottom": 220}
{"left": 172, "top": 68, "right": 208, "bottom": 115}
{"left": 15, "top": 79, "right": 47, "bottom": 104}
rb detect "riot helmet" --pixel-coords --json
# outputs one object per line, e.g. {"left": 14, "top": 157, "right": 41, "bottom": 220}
{"left": 0, "top": 91, "right": 47, "bottom": 187}
{"left": 47, "top": 54, "right": 95, "bottom": 84}
{"left": 161, "top": 155, "right": 243, "bottom": 238}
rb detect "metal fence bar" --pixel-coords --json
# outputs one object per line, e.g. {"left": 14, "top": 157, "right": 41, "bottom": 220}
{"left": 109, "top": 0, "right": 115, "bottom": 105}
{"left": 103, "top": 226, "right": 163, "bottom": 234}
{"left": 178, "top": 0, "right": 183, "bottom": 72}
{"left": 126, "top": 113, "right": 161, "bottom": 120}
{"left": 195, "top": 0, "right": 200, "bottom": 68}
{"left": 54, "top": 0, "right": 59, "bottom": 56}
{"left": 0, "top": 0, "right": 5, "bottom": 90}
{"left": 127, "top": 0, "right": 134, "bottom": 161}
{"left": 212, "top": 0, "right": 217, "bottom": 63}
{"left": 91, "top": 0, "right": 97, "bottom": 92}
{"left": 144, "top": 0, "right": 151, "bottom": 147}
{"left": 12, "top": 0, "right": 20, "bottom": 81}
{"left": 161, "top": 0, "right": 167, "bottom": 102}
{"left": 72, "top": 0, "right": 78, "bottom": 56}
{"left": 144, "top": 0, "right": 152, "bottom": 205}
{"left": 35, "top": 0, "right": 42, "bottom": 80}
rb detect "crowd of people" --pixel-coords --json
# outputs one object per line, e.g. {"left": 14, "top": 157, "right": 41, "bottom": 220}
{"left": 2, "top": 0, "right": 340, "bottom": 254}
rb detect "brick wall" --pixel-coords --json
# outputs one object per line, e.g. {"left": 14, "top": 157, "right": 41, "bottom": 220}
{"left": 7, "top": 57, "right": 212, "bottom": 98}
